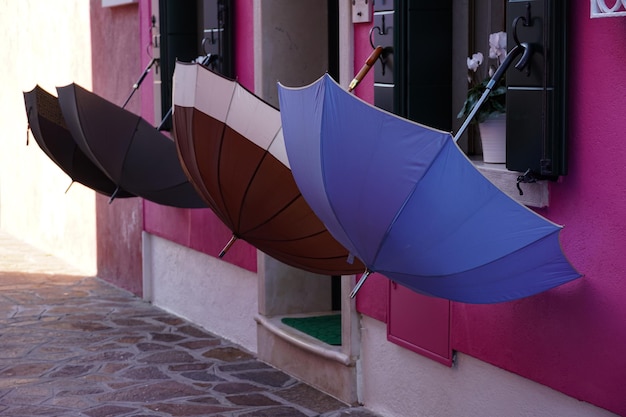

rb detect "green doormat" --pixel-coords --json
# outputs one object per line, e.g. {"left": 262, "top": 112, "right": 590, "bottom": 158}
{"left": 281, "top": 314, "right": 342, "bottom": 346}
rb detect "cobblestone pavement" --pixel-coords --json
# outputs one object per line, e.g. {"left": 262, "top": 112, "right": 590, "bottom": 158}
{"left": 0, "top": 230, "right": 381, "bottom": 417}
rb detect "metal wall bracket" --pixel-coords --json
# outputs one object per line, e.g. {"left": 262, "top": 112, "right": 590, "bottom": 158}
{"left": 352, "top": 0, "right": 372, "bottom": 23}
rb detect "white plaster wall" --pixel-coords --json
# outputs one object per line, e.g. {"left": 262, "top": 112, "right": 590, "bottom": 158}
{"left": 258, "top": 253, "right": 332, "bottom": 317}
{"left": 0, "top": 0, "right": 97, "bottom": 274}
{"left": 254, "top": 0, "right": 328, "bottom": 108}
{"left": 142, "top": 233, "right": 258, "bottom": 352}
{"left": 359, "top": 316, "right": 618, "bottom": 417}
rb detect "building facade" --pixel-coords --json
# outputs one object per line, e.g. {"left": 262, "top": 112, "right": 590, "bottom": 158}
{"left": 1, "top": 1, "right": 624, "bottom": 416}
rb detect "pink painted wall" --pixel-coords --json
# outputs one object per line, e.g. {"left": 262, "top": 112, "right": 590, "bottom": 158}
{"left": 90, "top": 0, "right": 259, "bottom": 294}
{"left": 451, "top": 7, "right": 626, "bottom": 415}
{"left": 139, "top": 0, "right": 155, "bottom": 125}
{"left": 90, "top": 1, "right": 143, "bottom": 295}
{"left": 355, "top": 5, "right": 626, "bottom": 415}
{"left": 141, "top": 0, "right": 257, "bottom": 273}
{"left": 234, "top": 0, "right": 254, "bottom": 92}
{"left": 353, "top": 23, "right": 375, "bottom": 103}
{"left": 129, "top": 1, "right": 625, "bottom": 413}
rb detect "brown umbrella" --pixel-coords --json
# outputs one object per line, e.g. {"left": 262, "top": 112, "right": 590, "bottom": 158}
{"left": 171, "top": 62, "right": 364, "bottom": 275}
{"left": 24, "top": 85, "right": 134, "bottom": 199}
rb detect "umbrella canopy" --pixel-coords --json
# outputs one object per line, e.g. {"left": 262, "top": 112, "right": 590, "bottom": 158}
{"left": 24, "top": 86, "right": 134, "bottom": 198}
{"left": 171, "top": 62, "right": 364, "bottom": 275}
{"left": 278, "top": 74, "right": 581, "bottom": 303}
{"left": 56, "top": 83, "right": 205, "bottom": 208}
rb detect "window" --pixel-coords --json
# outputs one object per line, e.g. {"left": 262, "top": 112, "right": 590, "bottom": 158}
{"left": 388, "top": 0, "right": 568, "bottom": 179}
{"left": 379, "top": 0, "right": 568, "bottom": 364}
{"left": 152, "top": 0, "right": 233, "bottom": 129}
{"left": 506, "top": 0, "right": 568, "bottom": 178}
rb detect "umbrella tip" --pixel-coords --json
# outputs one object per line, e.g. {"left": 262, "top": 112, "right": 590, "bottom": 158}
{"left": 108, "top": 186, "right": 121, "bottom": 204}
{"left": 65, "top": 180, "right": 75, "bottom": 194}
{"left": 218, "top": 234, "right": 238, "bottom": 259}
{"left": 349, "top": 269, "right": 372, "bottom": 299}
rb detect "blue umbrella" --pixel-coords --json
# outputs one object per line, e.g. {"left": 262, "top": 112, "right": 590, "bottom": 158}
{"left": 277, "top": 74, "right": 581, "bottom": 304}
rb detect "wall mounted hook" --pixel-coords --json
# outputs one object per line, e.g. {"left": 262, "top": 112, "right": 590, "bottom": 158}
{"left": 368, "top": 14, "right": 393, "bottom": 76}
{"left": 512, "top": 2, "right": 533, "bottom": 75}
{"left": 368, "top": 13, "right": 391, "bottom": 49}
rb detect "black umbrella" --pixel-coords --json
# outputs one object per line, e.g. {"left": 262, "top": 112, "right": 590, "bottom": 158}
{"left": 56, "top": 83, "right": 206, "bottom": 208}
{"left": 24, "top": 85, "right": 134, "bottom": 198}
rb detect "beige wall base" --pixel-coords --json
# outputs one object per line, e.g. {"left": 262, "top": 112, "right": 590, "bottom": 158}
{"left": 256, "top": 320, "right": 357, "bottom": 405}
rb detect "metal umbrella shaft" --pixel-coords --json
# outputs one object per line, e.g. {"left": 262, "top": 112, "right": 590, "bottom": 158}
{"left": 453, "top": 42, "right": 531, "bottom": 143}
{"left": 122, "top": 58, "right": 158, "bottom": 109}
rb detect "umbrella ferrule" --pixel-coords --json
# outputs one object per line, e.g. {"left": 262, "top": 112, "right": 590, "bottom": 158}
{"left": 350, "top": 269, "right": 372, "bottom": 299}
{"left": 218, "top": 234, "right": 239, "bottom": 258}
{"left": 108, "top": 186, "right": 121, "bottom": 204}
{"left": 65, "top": 181, "right": 75, "bottom": 194}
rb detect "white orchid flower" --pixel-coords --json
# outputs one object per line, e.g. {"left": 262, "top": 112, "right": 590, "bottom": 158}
{"left": 489, "top": 31, "right": 508, "bottom": 65}
{"left": 459, "top": 32, "right": 507, "bottom": 122}
{"left": 466, "top": 52, "right": 484, "bottom": 72}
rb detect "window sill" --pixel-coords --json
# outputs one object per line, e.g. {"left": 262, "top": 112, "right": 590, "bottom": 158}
{"left": 254, "top": 313, "right": 354, "bottom": 366}
{"left": 102, "top": 0, "right": 137, "bottom": 7}
{"left": 471, "top": 157, "right": 549, "bottom": 208}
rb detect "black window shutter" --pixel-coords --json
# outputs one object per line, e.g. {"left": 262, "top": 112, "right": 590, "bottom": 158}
{"left": 506, "top": 0, "right": 568, "bottom": 178}
{"left": 394, "top": 0, "right": 453, "bottom": 132}
{"left": 157, "top": 0, "right": 197, "bottom": 130}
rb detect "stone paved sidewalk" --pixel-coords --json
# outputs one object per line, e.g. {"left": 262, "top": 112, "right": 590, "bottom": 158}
{"left": 0, "top": 230, "right": 381, "bottom": 417}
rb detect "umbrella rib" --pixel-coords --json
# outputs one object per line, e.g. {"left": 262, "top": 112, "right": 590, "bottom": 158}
{"left": 317, "top": 112, "right": 392, "bottom": 269}
{"left": 246, "top": 226, "right": 328, "bottom": 243}
{"left": 313, "top": 91, "right": 400, "bottom": 269}
{"left": 231, "top": 143, "right": 294, "bottom": 235}
{"left": 235, "top": 148, "right": 269, "bottom": 231}
{"left": 375, "top": 188, "right": 563, "bottom": 280}
{"left": 215, "top": 121, "right": 236, "bottom": 224}
{"left": 239, "top": 185, "right": 319, "bottom": 238}
{"left": 253, "top": 250, "right": 351, "bottom": 263}
{"left": 368, "top": 139, "right": 451, "bottom": 270}
{"left": 377, "top": 229, "right": 576, "bottom": 283}
{"left": 235, "top": 114, "right": 297, "bottom": 235}
{"left": 177, "top": 106, "right": 224, "bottom": 211}
{"left": 216, "top": 88, "right": 239, "bottom": 229}
{"left": 114, "top": 115, "right": 143, "bottom": 187}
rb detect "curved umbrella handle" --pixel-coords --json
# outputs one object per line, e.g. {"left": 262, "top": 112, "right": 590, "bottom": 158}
{"left": 453, "top": 43, "right": 530, "bottom": 143}
{"left": 348, "top": 46, "right": 384, "bottom": 93}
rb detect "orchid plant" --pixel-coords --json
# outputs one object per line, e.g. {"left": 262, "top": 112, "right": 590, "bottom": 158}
{"left": 457, "top": 31, "right": 508, "bottom": 124}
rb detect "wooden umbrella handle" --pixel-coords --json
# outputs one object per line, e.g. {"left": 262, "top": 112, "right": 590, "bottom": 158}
{"left": 348, "top": 46, "right": 384, "bottom": 93}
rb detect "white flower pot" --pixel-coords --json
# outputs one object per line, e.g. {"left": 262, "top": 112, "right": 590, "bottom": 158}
{"left": 478, "top": 113, "right": 506, "bottom": 163}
